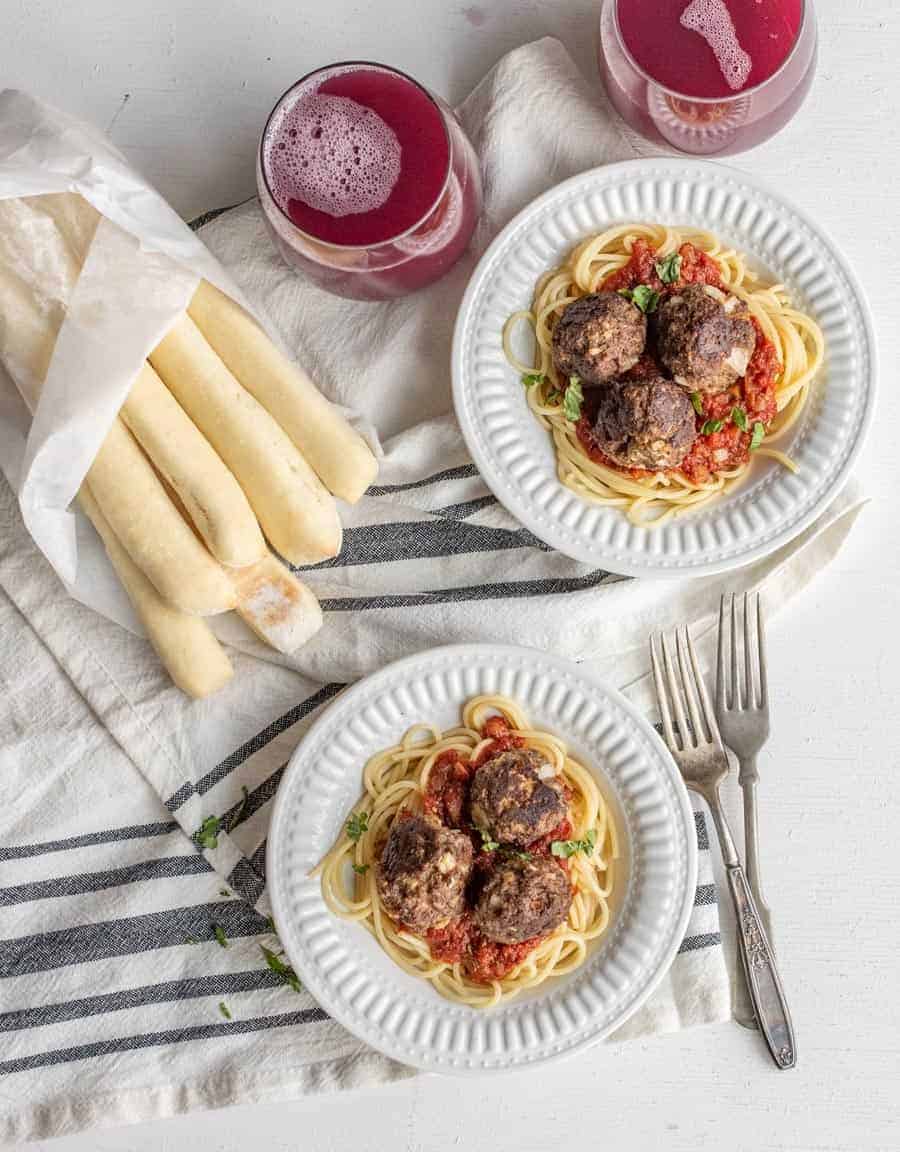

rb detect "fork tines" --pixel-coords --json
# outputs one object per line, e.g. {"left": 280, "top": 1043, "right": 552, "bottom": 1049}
{"left": 650, "top": 625, "right": 721, "bottom": 754}
{"left": 717, "top": 592, "right": 768, "bottom": 712}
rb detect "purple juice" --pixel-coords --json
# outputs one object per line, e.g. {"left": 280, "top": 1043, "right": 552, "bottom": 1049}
{"left": 258, "top": 63, "right": 482, "bottom": 300}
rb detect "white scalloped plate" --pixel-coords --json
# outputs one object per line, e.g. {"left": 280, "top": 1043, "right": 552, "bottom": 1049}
{"left": 268, "top": 644, "right": 697, "bottom": 1073}
{"left": 451, "top": 159, "right": 876, "bottom": 576}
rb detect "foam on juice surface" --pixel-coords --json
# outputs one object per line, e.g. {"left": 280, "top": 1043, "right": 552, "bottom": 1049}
{"left": 680, "top": 0, "right": 752, "bottom": 91}
{"left": 266, "top": 92, "right": 401, "bottom": 218}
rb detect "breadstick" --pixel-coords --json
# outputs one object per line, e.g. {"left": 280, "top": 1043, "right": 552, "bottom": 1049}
{"left": 149, "top": 314, "right": 342, "bottom": 565}
{"left": 86, "top": 417, "right": 237, "bottom": 616}
{"left": 230, "top": 552, "right": 323, "bottom": 653}
{"left": 120, "top": 362, "right": 267, "bottom": 568}
{"left": 188, "top": 280, "right": 377, "bottom": 503}
{"left": 78, "top": 484, "right": 233, "bottom": 698}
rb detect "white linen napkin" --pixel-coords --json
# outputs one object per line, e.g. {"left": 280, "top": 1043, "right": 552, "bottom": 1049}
{"left": 0, "top": 38, "right": 864, "bottom": 1144}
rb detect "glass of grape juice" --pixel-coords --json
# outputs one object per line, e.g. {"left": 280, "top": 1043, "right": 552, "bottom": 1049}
{"left": 257, "top": 62, "right": 483, "bottom": 300}
{"left": 598, "top": 0, "right": 817, "bottom": 155}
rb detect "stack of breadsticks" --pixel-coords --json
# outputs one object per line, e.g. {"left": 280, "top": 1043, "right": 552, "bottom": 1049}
{"left": 0, "top": 193, "right": 377, "bottom": 697}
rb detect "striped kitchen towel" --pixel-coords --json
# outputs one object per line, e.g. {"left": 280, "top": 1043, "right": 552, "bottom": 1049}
{"left": 0, "top": 37, "right": 862, "bottom": 1143}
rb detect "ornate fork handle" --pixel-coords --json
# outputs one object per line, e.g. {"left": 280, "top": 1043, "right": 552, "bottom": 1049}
{"left": 728, "top": 864, "right": 796, "bottom": 1069}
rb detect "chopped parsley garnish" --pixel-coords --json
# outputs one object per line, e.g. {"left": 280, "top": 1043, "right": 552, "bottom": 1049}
{"left": 478, "top": 827, "right": 500, "bottom": 853}
{"left": 550, "top": 828, "right": 598, "bottom": 858}
{"left": 346, "top": 811, "right": 369, "bottom": 842}
{"left": 655, "top": 252, "right": 682, "bottom": 284}
{"left": 218, "top": 1001, "right": 232, "bottom": 1020}
{"left": 219, "top": 889, "right": 232, "bottom": 898}
{"left": 265, "top": 915, "right": 276, "bottom": 934}
{"left": 185, "top": 935, "right": 199, "bottom": 945}
{"left": 196, "top": 815, "right": 221, "bottom": 850}
{"left": 546, "top": 387, "right": 563, "bottom": 405}
{"left": 563, "top": 376, "right": 584, "bottom": 422}
{"left": 750, "top": 421, "right": 766, "bottom": 451}
{"left": 352, "top": 862, "right": 370, "bottom": 875}
{"left": 701, "top": 418, "right": 724, "bottom": 436}
{"left": 618, "top": 284, "right": 660, "bottom": 314}
{"left": 690, "top": 391, "right": 704, "bottom": 416}
{"left": 212, "top": 923, "right": 229, "bottom": 949}
{"left": 731, "top": 406, "right": 748, "bottom": 432}
{"left": 233, "top": 785, "right": 250, "bottom": 826}
{"left": 502, "top": 847, "right": 533, "bottom": 862}
{"left": 521, "top": 372, "right": 544, "bottom": 388}
{"left": 260, "top": 944, "right": 303, "bottom": 994}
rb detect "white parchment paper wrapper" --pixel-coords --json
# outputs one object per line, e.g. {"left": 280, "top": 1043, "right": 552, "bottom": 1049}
{"left": 0, "top": 89, "right": 261, "bottom": 628}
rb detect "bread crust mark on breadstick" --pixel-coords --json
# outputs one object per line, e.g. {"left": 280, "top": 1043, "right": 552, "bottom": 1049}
{"left": 86, "top": 417, "right": 238, "bottom": 616}
{"left": 188, "top": 280, "right": 378, "bottom": 503}
{"left": 230, "top": 552, "right": 323, "bottom": 653}
{"left": 149, "top": 314, "right": 342, "bottom": 566}
{"left": 121, "top": 362, "right": 267, "bottom": 568}
{"left": 78, "top": 484, "right": 233, "bottom": 698}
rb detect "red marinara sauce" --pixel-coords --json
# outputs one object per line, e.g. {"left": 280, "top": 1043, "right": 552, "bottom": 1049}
{"left": 595, "top": 241, "right": 782, "bottom": 484}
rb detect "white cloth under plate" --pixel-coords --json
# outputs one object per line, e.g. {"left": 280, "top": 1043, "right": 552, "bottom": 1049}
{"left": 0, "top": 38, "right": 864, "bottom": 1144}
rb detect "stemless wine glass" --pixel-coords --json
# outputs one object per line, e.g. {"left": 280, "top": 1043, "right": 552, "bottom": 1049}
{"left": 598, "top": 0, "right": 817, "bottom": 155}
{"left": 257, "top": 62, "right": 483, "bottom": 301}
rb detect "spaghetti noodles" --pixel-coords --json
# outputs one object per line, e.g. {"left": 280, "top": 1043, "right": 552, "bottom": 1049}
{"left": 502, "top": 223, "right": 825, "bottom": 526}
{"left": 314, "top": 694, "right": 618, "bottom": 1008}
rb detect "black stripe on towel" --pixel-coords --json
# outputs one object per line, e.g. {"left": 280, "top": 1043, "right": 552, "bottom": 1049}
{"left": 0, "top": 1010, "right": 329, "bottom": 1076}
{"left": 321, "top": 570, "right": 619, "bottom": 612}
{"left": 165, "top": 683, "right": 343, "bottom": 813}
{"left": 431, "top": 495, "right": 498, "bottom": 520}
{"left": 367, "top": 464, "right": 479, "bottom": 495}
{"left": 0, "top": 901, "right": 269, "bottom": 977}
{"left": 0, "top": 970, "right": 302, "bottom": 1033}
{"left": 0, "top": 822, "right": 179, "bottom": 862}
{"left": 0, "top": 855, "right": 211, "bottom": 907}
{"left": 298, "top": 517, "right": 551, "bottom": 571}
{"left": 678, "top": 931, "right": 721, "bottom": 954}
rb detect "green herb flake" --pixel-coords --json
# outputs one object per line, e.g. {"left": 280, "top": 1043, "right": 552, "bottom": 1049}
{"left": 690, "top": 391, "right": 704, "bottom": 416}
{"left": 232, "top": 785, "right": 250, "bottom": 827}
{"left": 185, "top": 935, "right": 200, "bottom": 945}
{"left": 624, "top": 284, "right": 660, "bottom": 314}
{"left": 655, "top": 252, "right": 682, "bottom": 284}
{"left": 521, "top": 372, "right": 544, "bottom": 389}
{"left": 260, "top": 944, "right": 303, "bottom": 994}
{"left": 550, "top": 830, "right": 598, "bottom": 858}
{"left": 352, "top": 863, "right": 370, "bottom": 876}
{"left": 546, "top": 387, "right": 563, "bottom": 405}
{"left": 731, "top": 407, "right": 749, "bottom": 432}
{"left": 750, "top": 421, "right": 766, "bottom": 451}
{"left": 196, "top": 815, "right": 221, "bottom": 851}
{"left": 265, "top": 915, "right": 276, "bottom": 934}
{"left": 219, "top": 889, "right": 232, "bottom": 898}
{"left": 563, "top": 376, "right": 584, "bottom": 422}
{"left": 212, "top": 923, "right": 229, "bottom": 949}
{"left": 478, "top": 827, "right": 500, "bottom": 853}
{"left": 346, "top": 811, "right": 369, "bottom": 843}
{"left": 701, "top": 419, "right": 724, "bottom": 436}
{"left": 218, "top": 1001, "right": 232, "bottom": 1021}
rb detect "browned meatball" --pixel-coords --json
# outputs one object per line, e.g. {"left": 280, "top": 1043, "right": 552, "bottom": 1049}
{"left": 591, "top": 374, "right": 696, "bottom": 471}
{"left": 470, "top": 749, "right": 567, "bottom": 848}
{"left": 474, "top": 856, "right": 572, "bottom": 944}
{"left": 552, "top": 292, "right": 647, "bottom": 385}
{"left": 656, "top": 284, "right": 756, "bottom": 394}
{"left": 376, "top": 813, "right": 473, "bottom": 933}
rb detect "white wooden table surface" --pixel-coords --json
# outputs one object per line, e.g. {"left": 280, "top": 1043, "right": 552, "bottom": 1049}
{"left": 4, "top": 1, "right": 899, "bottom": 1149}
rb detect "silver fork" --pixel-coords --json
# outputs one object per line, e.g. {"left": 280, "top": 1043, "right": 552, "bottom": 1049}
{"left": 716, "top": 592, "right": 774, "bottom": 1030}
{"left": 650, "top": 625, "right": 796, "bottom": 1069}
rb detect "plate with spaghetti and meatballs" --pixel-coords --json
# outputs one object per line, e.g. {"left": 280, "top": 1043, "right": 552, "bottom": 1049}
{"left": 452, "top": 159, "right": 875, "bottom": 575}
{"left": 267, "top": 644, "right": 697, "bottom": 1072}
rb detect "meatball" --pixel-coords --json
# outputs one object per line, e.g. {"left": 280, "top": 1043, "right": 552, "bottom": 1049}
{"left": 376, "top": 813, "right": 473, "bottom": 933}
{"left": 470, "top": 748, "right": 567, "bottom": 848}
{"left": 474, "top": 856, "right": 572, "bottom": 944}
{"left": 552, "top": 292, "right": 647, "bottom": 385}
{"left": 591, "top": 373, "right": 696, "bottom": 471}
{"left": 655, "top": 284, "right": 756, "bottom": 393}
